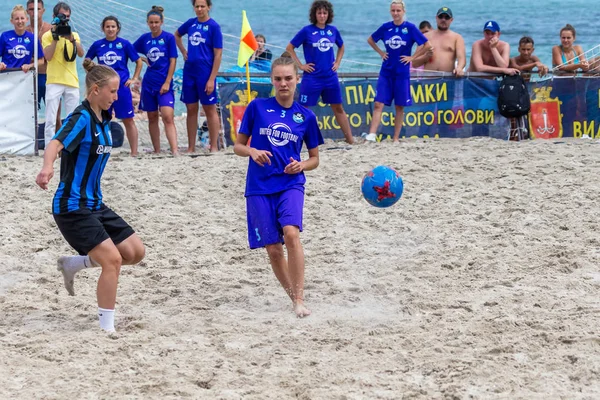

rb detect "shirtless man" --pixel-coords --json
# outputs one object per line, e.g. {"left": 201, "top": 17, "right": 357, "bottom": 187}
{"left": 468, "top": 20, "right": 519, "bottom": 75}
{"left": 412, "top": 7, "right": 466, "bottom": 76}
{"left": 509, "top": 36, "right": 548, "bottom": 77}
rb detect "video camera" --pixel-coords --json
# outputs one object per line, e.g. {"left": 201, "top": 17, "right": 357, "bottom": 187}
{"left": 51, "top": 13, "right": 71, "bottom": 38}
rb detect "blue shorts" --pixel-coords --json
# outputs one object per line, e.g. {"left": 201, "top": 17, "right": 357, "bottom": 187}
{"left": 180, "top": 67, "right": 218, "bottom": 105}
{"left": 246, "top": 188, "right": 304, "bottom": 249}
{"left": 139, "top": 85, "right": 175, "bottom": 112}
{"left": 299, "top": 73, "right": 342, "bottom": 106}
{"left": 37, "top": 73, "right": 46, "bottom": 109}
{"left": 375, "top": 73, "right": 412, "bottom": 107}
{"left": 110, "top": 85, "right": 135, "bottom": 119}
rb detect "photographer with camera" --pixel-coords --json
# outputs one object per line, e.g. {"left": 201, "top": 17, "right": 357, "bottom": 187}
{"left": 41, "top": 1, "right": 84, "bottom": 147}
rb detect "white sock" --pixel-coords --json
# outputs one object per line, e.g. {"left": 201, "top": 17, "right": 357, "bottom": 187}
{"left": 98, "top": 308, "right": 115, "bottom": 332}
{"left": 59, "top": 255, "right": 99, "bottom": 274}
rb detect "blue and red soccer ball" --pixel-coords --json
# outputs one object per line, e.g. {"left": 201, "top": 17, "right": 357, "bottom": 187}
{"left": 361, "top": 165, "right": 404, "bottom": 208}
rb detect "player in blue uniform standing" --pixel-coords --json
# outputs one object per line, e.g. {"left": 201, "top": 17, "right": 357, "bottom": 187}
{"left": 85, "top": 16, "right": 143, "bottom": 156}
{"left": 133, "top": 6, "right": 178, "bottom": 155}
{"left": 234, "top": 53, "right": 324, "bottom": 318}
{"left": 0, "top": 5, "right": 44, "bottom": 73}
{"left": 364, "top": 0, "right": 432, "bottom": 143}
{"left": 286, "top": 0, "right": 354, "bottom": 144}
{"left": 36, "top": 63, "right": 145, "bottom": 333}
{"left": 175, "top": 0, "right": 222, "bottom": 153}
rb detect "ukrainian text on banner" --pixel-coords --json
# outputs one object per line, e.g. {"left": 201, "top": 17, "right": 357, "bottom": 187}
{"left": 0, "top": 70, "right": 35, "bottom": 155}
{"left": 218, "top": 77, "right": 600, "bottom": 144}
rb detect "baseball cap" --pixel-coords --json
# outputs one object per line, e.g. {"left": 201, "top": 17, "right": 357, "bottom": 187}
{"left": 483, "top": 20, "right": 500, "bottom": 33}
{"left": 436, "top": 7, "right": 453, "bottom": 18}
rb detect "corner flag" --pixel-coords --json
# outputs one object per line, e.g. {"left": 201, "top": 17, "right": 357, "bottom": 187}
{"left": 237, "top": 10, "right": 258, "bottom": 67}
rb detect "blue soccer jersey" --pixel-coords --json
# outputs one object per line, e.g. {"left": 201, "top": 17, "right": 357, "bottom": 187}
{"left": 0, "top": 30, "right": 43, "bottom": 68}
{"left": 370, "top": 21, "right": 427, "bottom": 77}
{"left": 86, "top": 37, "right": 140, "bottom": 86}
{"left": 239, "top": 97, "right": 324, "bottom": 196}
{"left": 290, "top": 24, "right": 343, "bottom": 78}
{"left": 177, "top": 17, "right": 222, "bottom": 73}
{"left": 52, "top": 100, "right": 113, "bottom": 214}
{"left": 133, "top": 31, "right": 178, "bottom": 90}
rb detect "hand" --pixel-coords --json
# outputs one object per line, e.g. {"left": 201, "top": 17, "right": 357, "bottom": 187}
{"left": 380, "top": 52, "right": 389, "bottom": 61}
{"left": 182, "top": 50, "right": 188, "bottom": 61}
{"left": 426, "top": 46, "right": 434, "bottom": 58}
{"left": 250, "top": 148, "right": 272, "bottom": 167}
{"left": 504, "top": 68, "right": 520, "bottom": 76}
{"left": 580, "top": 61, "right": 590, "bottom": 72}
{"left": 36, "top": 167, "right": 54, "bottom": 190}
{"left": 160, "top": 82, "right": 169, "bottom": 95}
{"left": 0, "top": 62, "right": 6, "bottom": 71}
{"left": 332, "top": 61, "right": 340, "bottom": 72}
{"left": 205, "top": 80, "right": 214, "bottom": 94}
{"left": 284, "top": 157, "right": 304, "bottom": 174}
{"left": 22, "top": 64, "right": 33, "bottom": 73}
{"left": 537, "top": 63, "right": 548, "bottom": 76}
{"left": 489, "top": 37, "right": 499, "bottom": 49}
{"left": 300, "top": 63, "right": 315, "bottom": 73}
{"left": 124, "top": 79, "right": 133, "bottom": 88}
{"left": 400, "top": 55, "right": 413, "bottom": 65}
{"left": 454, "top": 68, "right": 464, "bottom": 77}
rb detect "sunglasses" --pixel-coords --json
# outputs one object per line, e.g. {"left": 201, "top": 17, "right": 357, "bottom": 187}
{"left": 437, "top": 14, "right": 451, "bottom": 20}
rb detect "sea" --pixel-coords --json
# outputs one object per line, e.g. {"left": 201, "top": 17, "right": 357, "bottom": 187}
{"left": 1, "top": 0, "right": 599, "bottom": 113}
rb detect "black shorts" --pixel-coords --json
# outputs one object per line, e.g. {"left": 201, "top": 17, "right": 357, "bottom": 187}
{"left": 53, "top": 205, "right": 135, "bottom": 255}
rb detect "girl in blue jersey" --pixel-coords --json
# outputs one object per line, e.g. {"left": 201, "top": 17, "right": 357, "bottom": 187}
{"left": 234, "top": 53, "right": 324, "bottom": 318}
{"left": 36, "top": 62, "right": 146, "bottom": 333}
{"left": 0, "top": 5, "right": 44, "bottom": 72}
{"left": 133, "top": 6, "right": 178, "bottom": 155}
{"left": 175, "top": 0, "right": 222, "bottom": 153}
{"left": 364, "top": 0, "right": 432, "bottom": 143}
{"left": 85, "top": 16, "right": 143, "bottom": 156}
{"left": 286, "top": 0, "right": 354, "bottom": 144}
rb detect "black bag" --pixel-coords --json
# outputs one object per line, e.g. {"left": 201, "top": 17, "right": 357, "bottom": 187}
{"left": 497, "top": 74, "right": 530, "bottom": 118}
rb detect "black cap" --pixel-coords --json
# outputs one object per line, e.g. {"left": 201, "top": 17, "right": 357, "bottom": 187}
{"left": 436, "top": 7, "right": 453, "bottom": 18}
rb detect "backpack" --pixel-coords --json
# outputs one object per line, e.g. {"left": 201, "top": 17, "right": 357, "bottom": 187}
{"left": 497, "top": 74, "right": 531, "bottom": 118}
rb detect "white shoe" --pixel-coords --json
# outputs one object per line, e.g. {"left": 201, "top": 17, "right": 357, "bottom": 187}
{"left": 363, "top": 133, "right": 377, "bottom": 142}
{"left": 582, "top": 134, "right": 591, "bottom": 139}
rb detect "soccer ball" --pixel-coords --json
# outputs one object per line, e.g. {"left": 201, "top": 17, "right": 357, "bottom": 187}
{"left": 361, "top": 165, "right": 404, "bottom": 208}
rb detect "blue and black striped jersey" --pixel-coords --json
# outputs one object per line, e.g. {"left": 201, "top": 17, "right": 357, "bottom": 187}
{"left": 52, "top": 100, "right": 113, "bottom": 214}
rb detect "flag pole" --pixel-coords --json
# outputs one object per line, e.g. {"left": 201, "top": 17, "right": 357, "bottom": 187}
{"left": 245, "top": 60, "right": 252, "bottom": 105}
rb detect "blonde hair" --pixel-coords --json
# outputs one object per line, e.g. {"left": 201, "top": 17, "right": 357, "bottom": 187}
{"left": 82, "top": 59, "right": 119, "bottom": 95}
{"left": 11, "top": 5, "right": 26, "bottom": 19}
{"left": 271, "top": 51, "right": 299, "bottom": 74}
{"left": 391, "top": 0, "right": 405, "bottom": 10}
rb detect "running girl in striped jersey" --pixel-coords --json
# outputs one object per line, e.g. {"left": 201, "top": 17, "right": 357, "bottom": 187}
{"left": 85, "top": 16, "right": 143, "bottom": 156}
{"left": 36, "top": 62, "right": 145, "bottom": 333}
{"left": 234, "top": 53, "right": 324, "bottom": 318}
{"left": 286, "top": 0, "right": 354, "bottom": 144}
{"left": 364, "top": 0, "right": 432, "bottom": 143}
{"left": 175, "top": 0, "right": 222, "bottom": 153}
{"left": 0, "top": 5, "right": 44, "bottom": 72}
{"left": 133, "top": 6, "right": 178, "bottom": 155}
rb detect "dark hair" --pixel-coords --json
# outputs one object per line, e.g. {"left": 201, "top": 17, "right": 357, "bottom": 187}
{"left": 255, "top": 34, "right": 266, "bottom": 43}
{"left": 419, "top": 20, "right": 432, "bottom": 30}
{"left": 519, "top": 36, "right": 534, "bottom": 47}
{"left": 560, "top": 24, "right": 576, "bottom": 38}
{"left": 82, "top": 59, "right": 119, "bottom": 94}
{"left": 26, "top": 0, "right": 44, "bottom": 7}
{"left": 147, "top": 5, "right": 164, "bottom": 20}
{"left": 53, "top": 1, "right": 70, "bottom": 17}
{"left": 272, "top": 51, "right": 298, "bottom": 74}
{"left": 190, "top": 0, "right": 211, "bottom": 6}
{"left": 101, "top": 15, "right": 121, "bottom": 34}
{"left": 309, "top": 0, "right": 333, "bottom": 25}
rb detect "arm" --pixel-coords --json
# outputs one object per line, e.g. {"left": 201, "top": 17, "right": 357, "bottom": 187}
{"left": 284, "top": 147, "right": 319, "bottom": 174}
{"left": 174, "top": 31, "right": 187, "bottom": 61}
{"left": 35, "top": 139, "right": 64, "bottom": 190}
{"left": 126, "top": 58, "right": 143, "bottom": 87}
{"left": 285, "top": 43, "right": 314, "bottom": 73}
{"left": 470, "top": 41, "right": 518, "bottom": 75}
{"left": 410, "top": 43, "right": 432, "bottom": 68}
{"left": 233, "top": 133, "right": 273, "bottom": 166}
{"left": 553, "top": 46, "right": 584, "bottom": 72}
{"left": 454, "top": 35, "right": 466, "bottom": 76}
{"left": 205, "top": 48, "right": 222, "bottom": 94}
{"left": 74, "top": 38, "right": 84, "bottom": 57}
{"left": 43, "top": 37, "right": 58, "bottom": 61}
{"left": 367, "top": 36, "right": 387, "bottom": 60}
{"left": 401, "top": 41, "right": 433, "bottom": 65}
{"left": 160, "top": 57, "right": 176, "bottom": 95}
{"left": 490, "top": 40, "right": 509, "bottom": 68}
{"left": 333, "top": 44, "right": 344, "bottom": 71}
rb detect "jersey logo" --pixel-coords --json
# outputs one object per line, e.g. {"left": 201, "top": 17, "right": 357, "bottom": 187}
{"left": 313, "top": 38, "right": 334, "bottom": 52}
{"left": 327, "top": 30, "right": 332, "bottom": 36}
{"left": 158, "top": 38, "right": 165, "bottom": 45}
{"left": 266, "top": 109, "right": 275, "bottom": 112}
{"left": 190, "top": 32, "right": 206, "bottom": 46}
{"left": 402, "top": 27, "right": 408, "bottom": 34}
{"left": 147, "top": 47, "right": 166, "bottom": 62}
{"left": 312, "top": 31, "right": 318, "bottom": 35}
{"left": 116, "top": 42, "right": 123, "bottom": 49}
{"left": 203, "top": 25, "right": 209, "bottom": 31}
{"left": 385, "top": 36, "right": 407, "bottom": 50}
{"left": 293, "top": 112, "right": 305, "bottom": 123}
{"left": 259, "top": 122, "right": 299, "bottom": 147}
{"left": 99, "top": 51, "right": 122, "bottom": 66}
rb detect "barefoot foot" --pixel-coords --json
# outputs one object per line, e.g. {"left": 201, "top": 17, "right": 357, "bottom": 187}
{"left": 293, "top": 301, "right": 311, "bottom": 318}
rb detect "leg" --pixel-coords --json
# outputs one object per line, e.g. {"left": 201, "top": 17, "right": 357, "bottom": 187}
{"left": 121, "top": 118, "right": 139, "bottom": 156}
{"left": 62, "top": 86, "right": 80, "bottom": 116}
{"left": 265, "top": 243, "right": 294, "bottom": 301}
{"left": 147, "top": 111, "right": 161, "bottom": 153}
{"left": 87, "top": 239, "right": 122, "bottom": 311}
{"left": 203, "top": 104, "right": 220, "bottom": 152}
{"left": 368, "top": 101, "right": 385, "bottom": 137}
{"left": 185, "top": 102, "right": 200, "bottom": 152}
{"left": 43, "top": 84, "right": 62, "bottom": 145}
{"left": 160, "top": 106, "right": 178, "bottom": 155}
{"left": 331, "top": 103, "right": 354, "bottom": 144}
{"left": 393, "top": 105, "right": 405, "bottom": 142}
{"left": 115, "top": 233, "right": 145, "bottom": 266}
{"left": 282, "top": 225, "right": 311, "bottom": 317}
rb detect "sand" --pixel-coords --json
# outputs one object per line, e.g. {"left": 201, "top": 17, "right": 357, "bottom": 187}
{"left": 1, "top": 128, "right": 600, "bottom": 399}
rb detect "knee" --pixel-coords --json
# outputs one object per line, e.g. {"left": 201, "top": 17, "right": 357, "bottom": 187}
{"left": 331, "top": 104, "right": 344, "bottom": 113}
{"left": 283, "top": 228, "right": 301, "bottom": 248}
{"left": 148, "top": 113, "right": 159, "bottom": 124}
{"left": 266, "top": 244, "right": 284, "bottom": 261}
{"left": 162, "top": 115, "right": 174, "bottom": 125}
{"left": 373, "top": 102, "right": 384, "bottom": 112}
{"left": 101, "top": 252, "right": 123, "bottom": 275}
{"left": 131, "top": 245, "right": 145, "bottom": 265}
